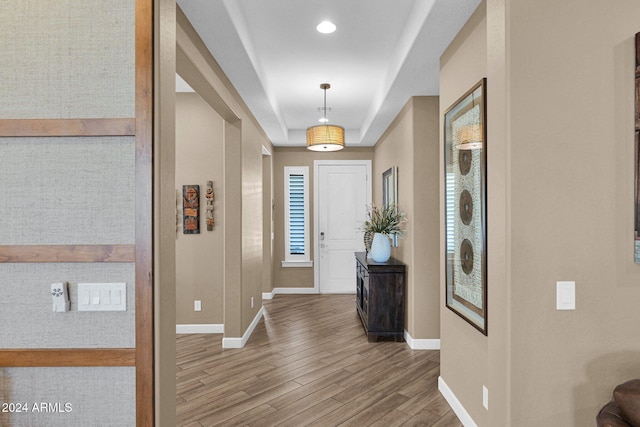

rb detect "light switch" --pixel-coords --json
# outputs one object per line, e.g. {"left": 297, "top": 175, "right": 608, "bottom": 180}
{"left": 78, "top": 283, "right": 126, "bottom": 312}
{"left": 556, "top": 281, "right": 575, "bottom": 310}
{"left": 111, "top": 290, "right": 121, "bottom": 305}
{"left": 101, "top": 290, "right": 111, "bottom": 305}
{"left": 91, "top": 290, "right": 100, "bottom": 305}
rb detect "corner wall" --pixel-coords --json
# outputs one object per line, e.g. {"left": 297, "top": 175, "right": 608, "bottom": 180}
{"left": 440, "top": 1, "right": 640, "bottom": 425}
{"left": 373, "top": 97, "right": 441, "bottom": 341}
{"left": 262, "top": 152, "right": 274, "bottom": 295}
{"left": 506, "top": 1, "right": 640, "bottom": 425}
{"left": 175, "top": 92, "right": 225, "bottom": 325}
{"left": 177, "top": 6, "right": 273, "bottom": 339}
{"left": 439, "top": 3, "right": 489, "bottom": 425}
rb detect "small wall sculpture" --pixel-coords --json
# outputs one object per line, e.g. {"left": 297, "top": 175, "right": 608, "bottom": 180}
{"left": 182, "top": 184, "right": 200, "bottom": 234}
{"left": 205, "top": 180, "right": 214, "bottom": 231}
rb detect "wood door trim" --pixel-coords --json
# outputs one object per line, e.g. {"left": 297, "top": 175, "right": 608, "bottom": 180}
{"left": 0, "top": 118, "right": 136, "bottom": 137}
{"left": 135, "top": 0, "right": 154, "bottom": 424}
{"left": 0, "top": 349, "right": 135, "bottom": 367}
{"left": 0, "top": 245, "right": 135, "bottom": 263}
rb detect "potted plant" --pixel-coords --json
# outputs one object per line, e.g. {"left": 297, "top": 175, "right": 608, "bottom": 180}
{"left": 362, "top": 204, "right": 406, "bottom": 262}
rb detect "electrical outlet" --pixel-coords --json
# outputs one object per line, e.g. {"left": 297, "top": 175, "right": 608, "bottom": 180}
{"left": 194, "top": 300, "right": 201, "bottom": 311}
{"left": 556, "top": 281, "right": 575, "bottom": 310}
{"left": 483, "top": 385, "right": 489, "bottom": 410}
{"left": 251, "top": 296, "right": 254, "bottom": 309}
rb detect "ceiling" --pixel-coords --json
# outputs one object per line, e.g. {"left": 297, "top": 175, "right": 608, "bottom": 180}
{"left": 176, "top": 0, "right": 481, "bottom": 148}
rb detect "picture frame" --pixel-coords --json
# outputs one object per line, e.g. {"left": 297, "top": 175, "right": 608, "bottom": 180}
{"left": 634, "top": 32, "right": 640, "bottom": 262}
{"left": 444, "top": 78, "right": 487, "bottom": 335}
{"left": 382, "top": 166, "right": 399, "bottom": 247}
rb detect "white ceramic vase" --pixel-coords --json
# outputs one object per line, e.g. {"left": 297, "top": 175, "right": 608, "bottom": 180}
{"left": 370, "top": 233, "right": 391, "bottom": 263}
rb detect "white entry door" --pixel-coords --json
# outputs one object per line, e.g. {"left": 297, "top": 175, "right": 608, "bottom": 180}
{"left": 315, "top": 161, "right": 371, "bottom": 293}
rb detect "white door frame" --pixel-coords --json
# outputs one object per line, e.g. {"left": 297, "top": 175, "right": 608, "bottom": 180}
{"left": 313, "top": 160, "right": 372, "bottom": 292}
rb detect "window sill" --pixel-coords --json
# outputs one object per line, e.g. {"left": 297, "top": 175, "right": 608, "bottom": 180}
{"left": 281, "top": 261, "right": 313, "bottom": 268}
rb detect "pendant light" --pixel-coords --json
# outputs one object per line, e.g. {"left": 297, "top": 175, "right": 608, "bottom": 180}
{"left": 306, "top": 83, "right": 345, "bottom": 151}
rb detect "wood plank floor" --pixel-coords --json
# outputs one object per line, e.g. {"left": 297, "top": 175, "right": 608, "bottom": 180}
{"left": 176, "top": 294, "right": 462, "bottom": 427}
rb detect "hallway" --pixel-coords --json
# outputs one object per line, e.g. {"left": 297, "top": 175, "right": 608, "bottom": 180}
{"left": 176, "top": 295, "right": 461, "bottom": 426}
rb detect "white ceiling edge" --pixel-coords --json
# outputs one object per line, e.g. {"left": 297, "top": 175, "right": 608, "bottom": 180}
{"left": 178, "top": 0, "right": 289, "bottom": 143}
{"left": 218, "top": 0, "right": 439, "bottom": 148}
{"left": 359, "top": 0, "right": 481, "bottom": 146}
{"left": 176, "top": 74, "right": 195, "bottom": 92}
{"left": 222, "top": 0, "right": 289, "bottom": 140}
{"left": 358, "top": 0, "right": 438, "bottom": 145}
{"left": 178, "top": 0, "right": 481, "bottom": 148}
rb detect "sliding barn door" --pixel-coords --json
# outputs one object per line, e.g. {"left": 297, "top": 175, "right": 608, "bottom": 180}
{"left": 0, "top": 1, "right": 154, "bottom": 425}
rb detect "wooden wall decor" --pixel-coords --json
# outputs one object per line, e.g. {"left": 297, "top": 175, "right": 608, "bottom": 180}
{"left": 205, "top": 180, "right": 214, "bottom": 231}
{"left": 183, "top": 184, "right": 200, "bottom": 234}
{"left": 635, "top": 33, "right": 640, "bottom": 263}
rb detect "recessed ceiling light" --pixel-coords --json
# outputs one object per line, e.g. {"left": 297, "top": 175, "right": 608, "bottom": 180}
{"left": 316, "top": 21, "right": 336, "bottom": 34}
{"left": 318, "top": 117, "right": 329, "bottom": 123}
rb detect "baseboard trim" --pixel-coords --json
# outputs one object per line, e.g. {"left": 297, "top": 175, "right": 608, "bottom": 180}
{"left": 222, "top": 306, "right": 264, "bottom": 349}
{"left": 264, "top": 287, "right": 360, "bottom": 297}
{"left": 176, "top": 324, "right": 224, "bottom": 334}
{"left": 404, "top": 331, "right": 440, "bottom": 350}
{"left": 438, "top": 376, "right": 478, "bottom": 427}
{"left": 270, "top": 287, "right": 318, "bottom": 295}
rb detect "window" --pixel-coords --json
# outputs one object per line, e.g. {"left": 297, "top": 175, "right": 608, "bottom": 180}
{"left": 283, "top": 166, "right": 311, "bottom": 267}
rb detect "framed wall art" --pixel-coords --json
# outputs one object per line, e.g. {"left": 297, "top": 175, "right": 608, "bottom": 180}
{"left": 444, "top": 78, "right": 487, "bottom": 335}
{"left": 382, "top": 166, "right": 399, "bottom": 247}
{"left": 635, "top": 32, "right": 640, "bottom": 262}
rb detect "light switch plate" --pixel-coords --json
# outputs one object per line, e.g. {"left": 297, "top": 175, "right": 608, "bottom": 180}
{"left": 556, "top": 281, "right": 575, "bottom": 310}
{"left": 78, "top": 283, "right": 126, "bottom": 311}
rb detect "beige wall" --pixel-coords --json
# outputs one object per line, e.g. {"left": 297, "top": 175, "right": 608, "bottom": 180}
{"left": 507, "top": 0, "right": 640, "bottom": 424}
{"left": 175, "top": 92, "right": 225, "bottom": 324}
{"left": 177, "top": 7, "right": 274, "bottom": 338}
{"left": 262, "top": 153, "right": 274, "bottom": 294}
{"left": 373, "top": 97, "right": 441, "bottom": 340}
{"left": 272, "top": 148, "right": 374, "bottom": 289}
{"left": 439, "top": 3, "right": 489, "bottom": 425}
{"left": 241, "top": 123, "right": 267, "bottom": 330}
{"left": 441, "top": 1, "right": 640, "bottom": 425}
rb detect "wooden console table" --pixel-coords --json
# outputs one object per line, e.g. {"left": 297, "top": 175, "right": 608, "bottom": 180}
{"left": 355, "top": 252, "right": 406, "bottom": 342}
